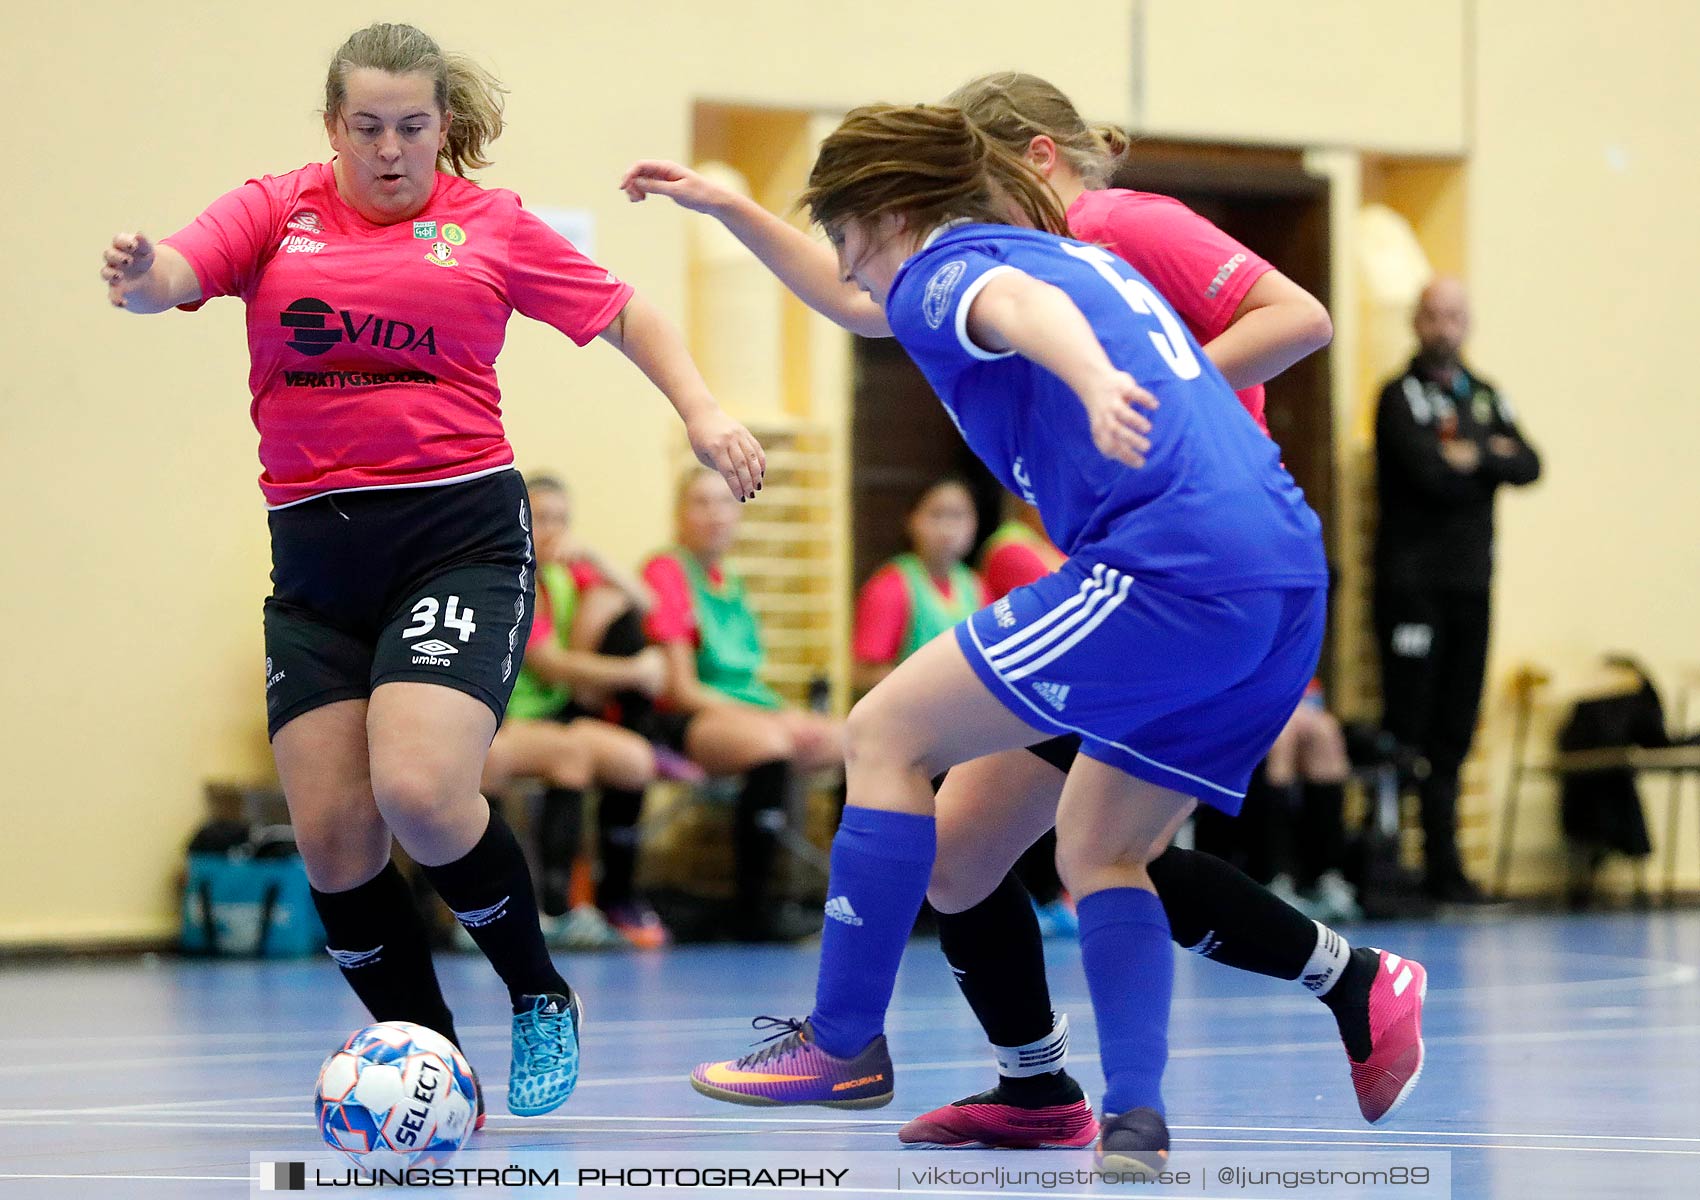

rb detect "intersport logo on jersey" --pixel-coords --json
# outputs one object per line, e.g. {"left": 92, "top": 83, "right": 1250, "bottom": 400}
{"left": 280, "top": 297, "right": 440, "bottom": 358}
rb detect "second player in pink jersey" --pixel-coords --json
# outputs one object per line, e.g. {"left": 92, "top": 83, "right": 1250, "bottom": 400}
{"left": 622, "top": 72, "right": 1425, "bottom": 1148}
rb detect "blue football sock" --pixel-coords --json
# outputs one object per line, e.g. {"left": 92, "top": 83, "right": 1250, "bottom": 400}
{"left": 807, "top": 806, "right": 936, "bottom": 1058}
{"left": 1078, "top": 886, "right": 1173, "bottom": 1116}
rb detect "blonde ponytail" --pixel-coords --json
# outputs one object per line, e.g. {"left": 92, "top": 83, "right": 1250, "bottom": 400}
{"left": 441, "top": 52, "right": 507, "bottom": 175}
{"left": 946, "top": 72, "right": 1131, "bottom": 188}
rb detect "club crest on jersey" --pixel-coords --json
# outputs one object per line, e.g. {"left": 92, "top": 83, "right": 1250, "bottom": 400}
{"left": 413, "top": 220, "right": 438, "bottom": 239}
{"left": 424, "top": 241, "right": 458, "bottom": 268}
{"left": 440, "top": 222, "right": 467, "bottom": 246}
{"left": 922, "top": 259, "right": 967, "bottom": 329}
{"left": 287, "top": 211, "right": 323, "bottom": 234}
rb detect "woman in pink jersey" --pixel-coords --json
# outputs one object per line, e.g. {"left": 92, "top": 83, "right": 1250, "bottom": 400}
{"left": 623, "top": 75, "right": 1426, "bottom": 1147}
{"left": 99, "top": 22, "right": 763, "bottom": 1123}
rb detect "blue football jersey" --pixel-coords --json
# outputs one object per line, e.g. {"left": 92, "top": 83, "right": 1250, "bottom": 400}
{"left": 885, "top": 223, "right": 1327, "bottom": 595}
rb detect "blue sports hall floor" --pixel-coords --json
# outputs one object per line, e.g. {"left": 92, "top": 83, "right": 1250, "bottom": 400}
{"left": 1, "top": 910, "right": 1696, "bottom": 1198}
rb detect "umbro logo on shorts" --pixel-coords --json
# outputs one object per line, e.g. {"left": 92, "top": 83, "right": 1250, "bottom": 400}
{"left": 824, "top": 896, "right": 864, "bottom": 926}
{"left": 411, "top": 639, "right": 459, "bottom": 656}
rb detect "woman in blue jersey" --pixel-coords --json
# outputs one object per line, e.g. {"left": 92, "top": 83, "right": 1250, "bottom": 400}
{"left": 688, "top": 105, "right": 1329, "bottom": 1171}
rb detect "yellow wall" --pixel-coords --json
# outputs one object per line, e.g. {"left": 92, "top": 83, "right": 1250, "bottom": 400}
{"left": 5, "top": 0, "right": 1697, "bottom": 942}
{"left": 0, "top": 0, "right": 1136, "bottom": 944}
{"left": 1139, "top": 0, "right": 1467, "bottom": 153}
{"left": 1461, "top": 0, "right": 1700, "bottom": 894}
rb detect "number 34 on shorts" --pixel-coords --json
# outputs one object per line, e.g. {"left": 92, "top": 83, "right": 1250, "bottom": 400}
{"left": 403, "top": 594, "right": 478, "bottom": 664}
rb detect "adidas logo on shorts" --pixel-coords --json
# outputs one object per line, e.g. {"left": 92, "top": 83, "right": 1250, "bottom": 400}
{"left": 824, "top": 896, "right": 864, "bottom": 926}
{"left": 1032, "top": 681, "right": 1071, "bottom": 712}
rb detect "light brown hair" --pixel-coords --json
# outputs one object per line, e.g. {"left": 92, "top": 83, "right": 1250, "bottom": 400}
{"left": 801, "top": 104, "right": 1068, "bottom": 238}
{"left": 323, "top": 23, "right": 507, "bottom": 177}
{"left": 943, "top": 72, "right": 1130, "bottom": 188}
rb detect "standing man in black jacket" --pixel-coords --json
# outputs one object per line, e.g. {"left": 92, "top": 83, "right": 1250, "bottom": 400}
{"left": 1374, "top": 277, "right": 1541, "bottom": 903}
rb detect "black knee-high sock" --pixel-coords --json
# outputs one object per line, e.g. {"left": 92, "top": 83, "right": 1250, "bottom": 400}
{"left": 597, "top": 787, "right": 645, "bottom": 908}
{"left": 536, "top": 787, "right": 584, "bottom": 918}
{"left": 1239, "top": 767, "right": 1292, "bottom": 886}
{"left": 1013, "top": 829, "right": 1064, "bottom": 905}
{"left": 1148, "top": 845, "right": 1328, "bottom": 983}
{"left": 733, "top": 760, "right": 791, "bottom": 923}
{"left": 936, "top": 872, "right": 1078, "bottom": 1104}
{"left": 1189, "top": 802, "right": 1243, "bottom": 873}
{"left": 1152, "top": 845, "right": 1369, "bottom": 1054}
{"left": 1296, "top": 780, "right": 1346, "bottom": 890}
{"left": 311, "top": 862, "right": 460, "bottom": 1047}
{"left": 422, "top": 806, "right": 569, "bottom": 1011}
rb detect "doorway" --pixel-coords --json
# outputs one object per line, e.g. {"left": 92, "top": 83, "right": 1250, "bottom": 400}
{"left": 849, "top": 141, "right": 1336, "bottom": 669}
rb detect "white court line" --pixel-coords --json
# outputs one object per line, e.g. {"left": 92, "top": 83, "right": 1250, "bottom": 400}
{"left": 0, "top": 1049, "right": 321, "bottom": 1077}
{"left": 482, "top": 1114, "right": 1700, "bottom": 1146}
{"left": 1182, "top": 1136, "right": 1700, "bottom": 1158}
{"left": 1174, "top": 1124, "right": 1700, "bottom": 1145}
{"left": 0, "top": 1119, "right": 310, "bottom": 1131}
{"left": 6, "top": 1111, "right": 1697, "bottom": 1155}
{"left": 0, "top": 1012, "right": 775, "bottom": 1050}
{"left": 0, "top": 1115, "right": 1693, "bottom": 1155}
{"left": 0, "top": 1182, "right": 1297, "bottom": 1200}
{"left": 12, "top": 1011, "right": 1697, "bottom": 1082}
{"left": 478, "top": 1114, "right": 1700, "bottom": 1148}
{"left": 1, "top": 951, "right": 1693, "bottom": 1056}
{"left": 7, "top": 1020, "right": 1700, "bottom": 1113}
{"left": 11, "top": 1013, "right": 1700, "bottom": 1086}
{"left": 0, "top": 1176, "right": 249, "bottom": 1184}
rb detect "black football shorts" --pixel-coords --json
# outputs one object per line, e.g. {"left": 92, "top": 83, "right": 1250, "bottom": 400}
{"left": 262, "top": 470, "right": 535, "bottom": 738}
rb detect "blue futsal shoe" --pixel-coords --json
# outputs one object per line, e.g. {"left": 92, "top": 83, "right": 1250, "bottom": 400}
{"left": 508, "top": 990, "right": 584, "bottom": 1115}
{"left": 1032, "top": 897, "right": 1080, "bottom": 940}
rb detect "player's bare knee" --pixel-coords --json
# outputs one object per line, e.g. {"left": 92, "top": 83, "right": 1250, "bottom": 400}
{"left": 844, "top": 694, "right": 930, "bottom": 775}
{"left": 1055, "top": 826, "right": 1145, "bottom": 894}
{"left": 927, "top": 862, "right": 998, "bottom": 915}
{"left": 370, "top": 762, "right": 462, "bottom": 834}
{"left": 294, "top": 814, "right": 389, "bottom": 892}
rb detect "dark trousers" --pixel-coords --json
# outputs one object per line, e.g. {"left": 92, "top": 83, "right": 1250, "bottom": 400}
{"left": 1374, "top": 586, "right": 1491, "bottom": 884}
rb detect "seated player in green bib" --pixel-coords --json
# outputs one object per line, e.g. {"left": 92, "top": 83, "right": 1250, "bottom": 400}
{"left": 484, "top": 474, "right": 674, "bottom": 950}
{"left": 852, "top": 478, "right": 988, "bottom": 694}
{"left": 641, "top": 467, "right": 846, "bottom": 942}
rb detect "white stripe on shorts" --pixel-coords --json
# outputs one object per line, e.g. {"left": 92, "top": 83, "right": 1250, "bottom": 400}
{"left": 983, "top": 564, "right": 1110, "bottom": 661}
{"left": 966, "top": 615, "right": 1244, "bottom": 800}
{"left": 987, "top": 567, "right": 1127, "bottom": 675}
{"left": 1002, "top": 571, "right": 1133, "bottom": 681}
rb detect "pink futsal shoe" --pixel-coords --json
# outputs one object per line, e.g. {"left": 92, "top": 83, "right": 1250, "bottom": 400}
{"left": 690, "top": 1017, "right": 893, "bottom": 1109}
{"left": 899, "top": 1086, "right": 1097, "bottom": 1149}
{"left": 1351, "top": 949, "right": 1428, "bottom": 1123}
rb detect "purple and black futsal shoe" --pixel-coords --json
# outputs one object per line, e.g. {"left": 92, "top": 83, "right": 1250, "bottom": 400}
{"left": 690, "top": 1017, "right": 893, "bottom": 1108}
